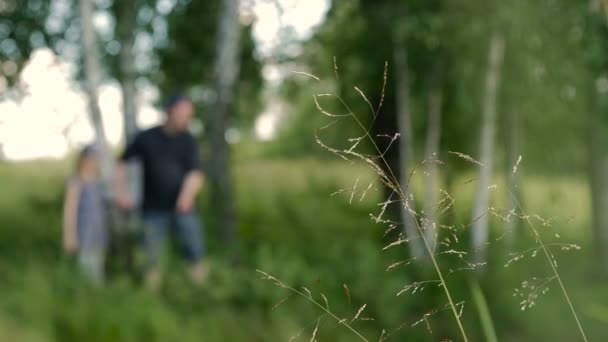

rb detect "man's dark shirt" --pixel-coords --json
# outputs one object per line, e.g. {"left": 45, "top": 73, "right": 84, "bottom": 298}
{"left": 121, "top": 126, "right": 201, "bottom": 211}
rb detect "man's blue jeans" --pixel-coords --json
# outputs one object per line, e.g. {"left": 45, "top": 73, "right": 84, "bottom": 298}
{"left": 141, "top": 211, "right": 204, "bottom": 269}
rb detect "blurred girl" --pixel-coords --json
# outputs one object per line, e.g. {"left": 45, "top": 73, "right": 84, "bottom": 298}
{"left": 62, "top": 145, "right": 108, "bottom": 284}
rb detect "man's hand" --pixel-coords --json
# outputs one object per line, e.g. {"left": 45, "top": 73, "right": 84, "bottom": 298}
{"left": 116, "top": 192, "right": 134, "bottom": 211}
{"left": 176, "top": 195, "right": 195, "bottom": 214}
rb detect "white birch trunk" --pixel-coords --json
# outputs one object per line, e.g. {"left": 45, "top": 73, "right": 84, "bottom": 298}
{"left": 422, "top": 63, "right": 444, "bottom": 255}
{"left": 589, "top": 0, "right": 608, "bottom": 272}
{"left": 588, "top": 99, "right": 608, "bottom": 270}
{"left": 116, "top": 0, "right": 141, "bottom": 207}
{"left": 80, "top": 0, "right": 112, "bottom": 197}
{"left": 394, "top": 42, "right": 425, "bottom": 261}
{"left": 504, "top": 109, "right": 522, "bottom": 248}
{"left": 210, "top": 0, "right": 241, "bottom": 244}
{"left": 471, "top": 33, "right": 505, "bottom": 264}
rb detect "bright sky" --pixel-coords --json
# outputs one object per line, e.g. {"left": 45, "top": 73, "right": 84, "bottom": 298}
{"left": 252, "top": 0, "right": 328, "bottom": 55}
{"left": 0, "top": 0, "right": 328, "bottom": 161}
{"left": 0, "top": 49, "right": 162, "bottom": 160}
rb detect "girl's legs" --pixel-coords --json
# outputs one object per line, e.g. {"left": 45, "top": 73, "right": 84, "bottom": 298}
{"left": 78, "top": 248, "right": 105, "bottom": 285}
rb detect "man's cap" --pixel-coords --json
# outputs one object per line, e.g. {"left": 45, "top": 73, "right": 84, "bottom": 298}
{"left": 164, "top": 94, "right": 191, "bottom": 112}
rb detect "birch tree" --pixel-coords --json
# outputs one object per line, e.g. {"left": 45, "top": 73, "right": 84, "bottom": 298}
{"left": 422, "top": 61, "right": 444, "bottom": 255}
{"left": 588, "top": 93, "right": 608, "bottom": 270}
{"left": 471, "top": 33, "right": 505, "bottom": 264}
{"left": 79, "top": 0, "right": 112, "bottom": 195}
{"left": 588, "top": 0, "right": 608, "bottom": 271}
{"left": 393, "top": 37, "right": 425, "bottom": 261}
{"left": 115, "top": 0, "right": 138, "bottom": 143}
{"left": 504, "top": 108, "right": 522, "bottom": 247}
{"left": 114, "top": 0, "right": 141, "bottom": 206}
{"left": 210, "top": 0, "right": 241, "bottom": 244}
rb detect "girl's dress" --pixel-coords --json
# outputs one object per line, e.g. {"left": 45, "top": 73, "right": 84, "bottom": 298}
{"left": 74, "top": 178, "right": 108, "bottom": 283}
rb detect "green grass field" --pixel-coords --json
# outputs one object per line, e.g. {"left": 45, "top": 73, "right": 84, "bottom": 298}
{"left": 0, "top": 155, "right": 603, "bottom": 341}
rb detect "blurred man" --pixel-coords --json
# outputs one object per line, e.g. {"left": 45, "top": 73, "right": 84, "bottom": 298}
{"left": 115, "top": 95, "right": 207, "bottom": 290}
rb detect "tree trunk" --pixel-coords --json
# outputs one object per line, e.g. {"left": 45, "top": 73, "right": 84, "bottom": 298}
{"left": 116, "top": 0, "right": 138, "bottom": 143}
{"left": 108, "top": 0, "right": 140, "bottom": 277}
{"left": 115, "top": 0, "right": 141, "bottom": 207}
{"left": 210, "top": 0, "right": 241, "bottom": 244}
{"left": 471, "top": 33, "right": 505, "bottom": 264}
{"left": 393, "top": 42, "right": 425, "bottom": 261}
{"left": 588, "top": 0, "right": 608, "bottom": 273}
{"left": 422, "top": 61, "right": 444, "bottom": 255}
{"left": 79, "top": 0, "right": 112, "bottom": 196}
{"left": 504, "top": 109, "right": 522, "bottom": 248}
{"left": 588, "top": 99, "right": 608, "bottom": 271}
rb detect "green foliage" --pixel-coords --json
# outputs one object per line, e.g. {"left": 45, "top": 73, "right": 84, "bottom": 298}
{"left": 272, "top": 0, "right": 599, "bottom": 178}
{"left": 0, "top": 159, "right": 429, "bottom": 341}
{"left": 0, "top": 0, "right": 63, "bottom": 86}
{"left": 274, "top": 0, "right": 448, "bottom": 158}
{"left": 154, "top": 0, "right": 220, "bottom": 94}
{"left": 0, "top": 155, "right": 605, "bottom": 341}
{"left": 154, "top": 0, "right": 263, "bottom": 129}
{"left": 3, "top": 0, "right": 608, "bottom": 339}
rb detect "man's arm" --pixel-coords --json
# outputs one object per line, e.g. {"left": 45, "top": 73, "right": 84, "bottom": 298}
{"left": 115, "top": 133, "right": 142, "bottom": 209}
{"left": 176, "top": 170, "right": 204, "bottom": 213}
{"left": 176, "top": 137, "right": 204, "bottom": 213}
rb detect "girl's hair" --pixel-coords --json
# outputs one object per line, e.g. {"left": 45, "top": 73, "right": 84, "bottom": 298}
{"left": 75, "top": 144, "right": 99, "bottom": 176}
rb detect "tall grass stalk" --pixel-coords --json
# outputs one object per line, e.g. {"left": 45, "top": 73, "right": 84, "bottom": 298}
{"left": 509, "top": 192, "right": 587, "bottom": 341}
{"left": 276, "top": 63, "right": 586, "bottom": 341}
{"left": 469, "top": 279, "right": 497, "bottom": 342}
{"left": 256, "top": 270, "right": 369, "bottom": 341}
{"left": 310, "top": 62, "right": 469, "bottom": 340}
